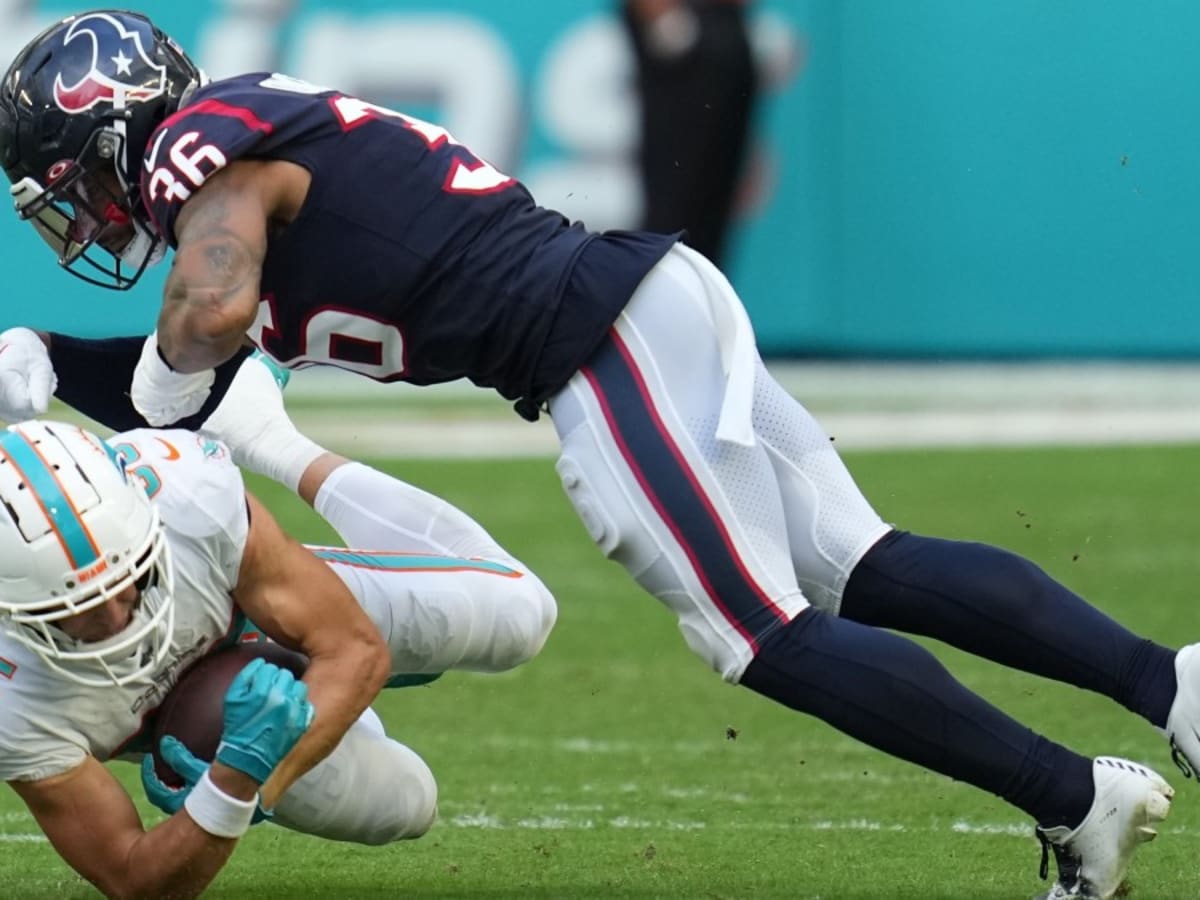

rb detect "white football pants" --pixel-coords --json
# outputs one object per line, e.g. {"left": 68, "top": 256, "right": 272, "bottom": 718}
{"left": 548, "top": 244, "right": 890, "bottom": 682}
{"left": 272, "top": 461, "right": 557, "bottom": 842}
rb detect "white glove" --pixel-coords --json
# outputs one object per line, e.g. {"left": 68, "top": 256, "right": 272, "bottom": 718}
{"left": 200, "top": 351, "right": 323, "bottom": 491}
{"left": 130, "top": 332, "right": 215, "bottom": 426}
{"left": 0, "top": 327, "right": 57, "bottom": 422}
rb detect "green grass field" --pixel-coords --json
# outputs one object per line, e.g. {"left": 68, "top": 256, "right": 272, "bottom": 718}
{"left": 4, "top": 444, "right": 1200, "bottom": 899}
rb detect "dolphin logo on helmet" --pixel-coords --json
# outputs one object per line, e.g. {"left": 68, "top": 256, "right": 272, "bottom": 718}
{"left": 51, "top": 12, "right": 167, "bottom": 114}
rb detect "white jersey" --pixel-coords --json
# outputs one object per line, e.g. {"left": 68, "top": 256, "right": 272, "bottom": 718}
{"left": 0, "top": 429, "right": 249, "bottom": 783}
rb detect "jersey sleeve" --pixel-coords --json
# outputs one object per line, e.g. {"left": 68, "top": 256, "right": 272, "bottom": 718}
{"left": 0, "top": 734, "right": 86, "bottom": 783}
{"left": 139, "top": 73, "right": 329, "bottom": 245}
{"left": 0, "top": 652, "right": 89, "bottom": 782}
{"left": 0, "top": 742, "right": 87, "bottom": 783}
{"left": 110, "top": 429, "right": 250, "bottom": 589}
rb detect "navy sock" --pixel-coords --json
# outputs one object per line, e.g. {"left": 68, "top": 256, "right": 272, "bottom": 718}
{"left": 841, "top": 531, "right": 1178, "bottom": 727}
{"left": 740, "top": 610, "right": 1095, "bottom": 827}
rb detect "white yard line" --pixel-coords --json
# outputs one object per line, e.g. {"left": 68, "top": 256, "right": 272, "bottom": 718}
{"left": 437, "top": 813, "right": 1200, "bottom": 838}
{"left": 44, "top": 362, "right": 1200, "bottom": 456}
{"left": 437, "top": 813, "right": 1027, "bottom": 836}
{"left": 280, "top": 362, "right": 1200, "bottom": 457}
{"left": 285, "top": 406, "right": 1200, "bottom": 458}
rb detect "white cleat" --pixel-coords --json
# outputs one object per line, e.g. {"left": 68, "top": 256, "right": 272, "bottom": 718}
{"left": 1163, "top": 643, "right": 1200, "bottom": 780}
{"left": 1034, "top": 757, "right": 1173, "bottom": 900}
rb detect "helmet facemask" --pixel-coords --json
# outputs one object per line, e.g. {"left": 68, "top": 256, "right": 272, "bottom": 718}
{"left": 0, "top": 422, "right": 178, "bottom": 687}
{"left": 6, "top": 519, "right": 175, "bottom": 687}
{"left": 9, "top": 111, "right": 163, "bottom": 290}
{"left": 0, "top": 10, "right": 202, "bottom": 290}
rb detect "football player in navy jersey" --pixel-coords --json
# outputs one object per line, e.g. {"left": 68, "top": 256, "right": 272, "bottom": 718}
{"left": 2, "top": 11, "right": 1198, "bottom": 897}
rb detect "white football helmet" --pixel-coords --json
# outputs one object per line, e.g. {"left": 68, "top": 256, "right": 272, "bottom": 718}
{"left": 0, "top": 420, "right": 173, "bottom": 686}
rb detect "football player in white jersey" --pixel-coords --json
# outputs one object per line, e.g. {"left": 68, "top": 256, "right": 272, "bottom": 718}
{"left": 0, "top": 359, "right": 557, "bottom": 899}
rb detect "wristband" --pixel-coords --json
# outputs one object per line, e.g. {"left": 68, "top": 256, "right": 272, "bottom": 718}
{"left": 183, "top": 769, "right": 259, "bottom": 839}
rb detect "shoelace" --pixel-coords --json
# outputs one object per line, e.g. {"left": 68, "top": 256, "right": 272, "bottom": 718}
{"left": 1169, "top": 734, "right": 1196, "bottom": 780}
{"left": 1036, "top": 828, "right": 1081, "bottom": 887}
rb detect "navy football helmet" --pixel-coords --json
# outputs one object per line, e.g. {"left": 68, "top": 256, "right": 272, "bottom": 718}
{"left": 0, "top": 10, "right": 203, "bottom": 289}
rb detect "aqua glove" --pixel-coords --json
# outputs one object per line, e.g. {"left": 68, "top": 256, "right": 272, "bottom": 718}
{"left": 216, "top": 657, "right": 314, "bottom": 785}
{"left": 141, "top": 735, "right": 206, "bottom": 816}
{"left": 142, "top": 736, "right": 274, "bottom": 823}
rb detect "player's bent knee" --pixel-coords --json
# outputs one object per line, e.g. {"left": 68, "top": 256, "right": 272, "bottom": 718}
{"left": 273, "top": 718, "right": 438, "bottom": 844}
{"left": 474, "top": 573, "right": 557, "bottom": 672}
{"left": 363, "top": 740, "right": 439, "bottom": 843}
{"left": 502, "top": 574, "right": 558, "bottom": 668}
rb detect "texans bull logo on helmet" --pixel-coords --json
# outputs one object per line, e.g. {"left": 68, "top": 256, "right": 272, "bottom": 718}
{"left": 51, "top": 12, "right": 166, "bottom": 114}
{"left": 0, "top": 9, "right": 202, "bottom": 289}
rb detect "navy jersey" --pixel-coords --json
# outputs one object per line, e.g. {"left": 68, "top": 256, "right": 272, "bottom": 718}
{"left": 140, "top": 73, "right": 677, "bottom": 409}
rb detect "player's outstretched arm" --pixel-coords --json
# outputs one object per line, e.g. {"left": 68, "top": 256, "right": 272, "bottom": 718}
{"left": 11, "top": 758, "right": 242, "bottom": 899}
{"left": 232, "top": 492, "right": 392, "bottom": 809}
{"left": 0, "top": 327, "right": 251, "bottom": 430}
{"left": 9, "top": 660, "right": 310, "bottom": 900}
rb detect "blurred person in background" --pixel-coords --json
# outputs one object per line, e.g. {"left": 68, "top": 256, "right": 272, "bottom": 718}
{"left": 620, "top": 0, "right": 758, "bottom": 266}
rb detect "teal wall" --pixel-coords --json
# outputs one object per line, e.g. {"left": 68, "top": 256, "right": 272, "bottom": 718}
{"left": 819, "top": 1, "right": 1200, "bottom": 357}
{"left": 1, "top": 2, "right": 1195, "bottom": 357}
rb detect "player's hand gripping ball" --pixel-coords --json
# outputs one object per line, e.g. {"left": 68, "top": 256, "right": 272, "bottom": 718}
{"left": 150, "top": 642, "right": 309, "bottom": 787}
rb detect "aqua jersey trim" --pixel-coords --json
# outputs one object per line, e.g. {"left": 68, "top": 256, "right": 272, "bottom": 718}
{"left": 0, "top": 431, "right": 100, "bottom": 568}
{"left": 309, "top": 548, "right": 521, "bottom": 577}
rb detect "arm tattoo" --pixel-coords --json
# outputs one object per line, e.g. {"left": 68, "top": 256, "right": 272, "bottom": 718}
{"left": 165, "top": 188, "right": 264, "bottom": 306}
{"left": 159, "top": 182, "right": 268, "bottom": 368}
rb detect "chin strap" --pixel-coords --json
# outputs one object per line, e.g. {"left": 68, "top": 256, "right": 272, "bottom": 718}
{"left": 118, "top": 223, "right": 165, "bottom": 270}
{"left": 107, "top": 85, "right": 167, "bottom": 273}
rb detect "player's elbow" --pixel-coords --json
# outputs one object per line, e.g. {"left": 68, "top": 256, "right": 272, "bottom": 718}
{"left": 109, "top": 886, "right": 194, "bottom": 900}
{"left": 357, "top": 627, "right": 392, "bottom": 695}
{"left": 95, "top": 876, "right": 135, "bottom": 900}
{"left": 160, "top": 283, "right": 259, "bottom": 370}
{"left": 101, "top": 868, "right": 211, "bottom": 900}
{"left": 102, "top": 831, "right": 224, "bottom": 900}
{"left": 191, "top": 298, "right": 257, "bottom": 354}
{"left": 316, "top": 620, "right": 390, "bottom": 704}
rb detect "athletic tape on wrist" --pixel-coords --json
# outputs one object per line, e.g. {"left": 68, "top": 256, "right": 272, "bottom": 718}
{"left": 273, "top": 436, "right": 325, "bottom": 493}
{"left": 183, "top": 770, "right": 259, "bottom": 839}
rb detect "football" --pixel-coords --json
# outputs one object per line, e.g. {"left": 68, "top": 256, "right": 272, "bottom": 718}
{"left": 151, "top": 642, "right": 309, "bottom": 786}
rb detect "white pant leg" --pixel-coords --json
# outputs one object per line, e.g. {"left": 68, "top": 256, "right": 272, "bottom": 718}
{"left": 307, "top": 462, "right": 557, "bottom": 674}
{"left": 314, "top": 550, "right": 556, "bottom": 674}
{"left": 314, "top": 461, "right": 530, "bottom": 564}
{"left": 548, "top": 244, "right": 886, "bottom": 680}
{"left": 750, "top": 363, "right": 890, "bottom": 614}
{"left": 273, "top": 709, "right": 438, "bottom": 844}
